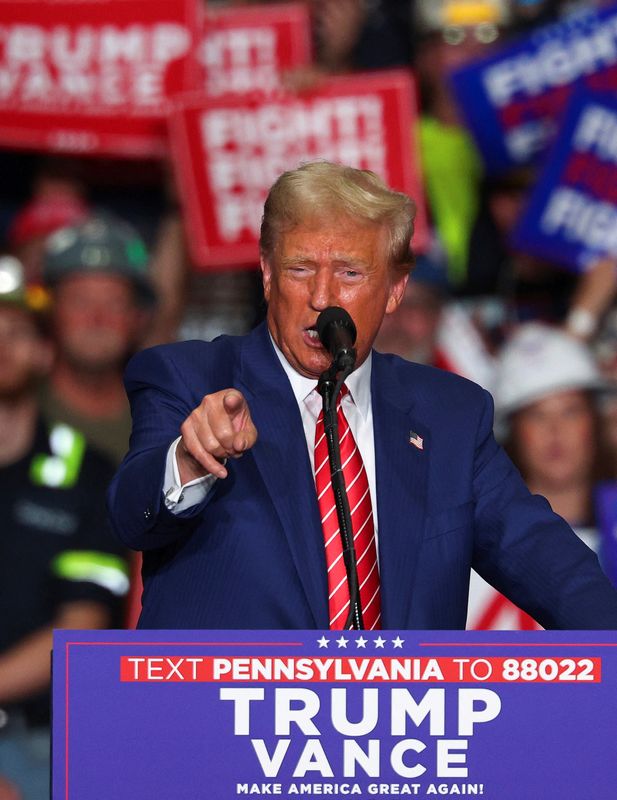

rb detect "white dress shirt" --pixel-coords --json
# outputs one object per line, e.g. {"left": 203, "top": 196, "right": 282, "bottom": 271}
{"left": 162, "top": 337, "right": 379, "bottom": 538}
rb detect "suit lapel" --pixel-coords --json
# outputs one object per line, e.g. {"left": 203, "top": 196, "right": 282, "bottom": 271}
{"left": 236, "top": 324, "right": 328, "bottom": 627}
{"left": 372, "top": 354, "right": 429, "bottom": 629}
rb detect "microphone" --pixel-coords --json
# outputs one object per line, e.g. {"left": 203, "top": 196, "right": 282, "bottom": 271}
{"left": 316, "top": 307, "right": 357, "bottom": 372}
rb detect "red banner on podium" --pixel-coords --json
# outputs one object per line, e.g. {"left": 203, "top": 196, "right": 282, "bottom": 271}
{"left": 199, "top": 2, "right": 312, "bottom": 99}
{"left": 0, "top": 0, "right": 201, "bottom": 157}
{"left": 169, "top": 70, "right": 429, "bottom": 269}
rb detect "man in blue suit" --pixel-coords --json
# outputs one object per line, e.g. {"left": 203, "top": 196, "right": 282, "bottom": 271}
{"left": 107, "top": 161, "right": 617, "bottom": 630}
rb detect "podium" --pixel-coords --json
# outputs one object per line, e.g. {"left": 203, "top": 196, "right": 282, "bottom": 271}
{"left": 53, "top": 629, "right": 617, "bottom": 798}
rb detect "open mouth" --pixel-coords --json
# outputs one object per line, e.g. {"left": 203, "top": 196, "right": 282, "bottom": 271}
{"left": 304, "top": 326, "right": 323, "bottom": 347}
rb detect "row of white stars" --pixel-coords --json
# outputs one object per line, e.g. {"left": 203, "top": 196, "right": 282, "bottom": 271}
{"left": 317, "top": 635, "right": 405, "bottom": 649}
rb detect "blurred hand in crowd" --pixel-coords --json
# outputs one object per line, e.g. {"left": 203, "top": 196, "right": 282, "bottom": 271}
{"left": 566, "top": 257, "right": 617, "bottom": 342}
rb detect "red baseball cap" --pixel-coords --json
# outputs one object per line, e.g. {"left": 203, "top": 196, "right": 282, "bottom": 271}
{"left": 8, "top": 195, "right": 90, "bottom": 248}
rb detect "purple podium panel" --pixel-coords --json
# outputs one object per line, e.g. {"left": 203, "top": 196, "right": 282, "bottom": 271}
{"left": 52, "top": 630, "right": 617, "bottom": 799}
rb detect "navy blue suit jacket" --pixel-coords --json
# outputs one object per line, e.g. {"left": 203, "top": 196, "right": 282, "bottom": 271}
{"left": 108, "top": 322, "right": 617, "bottom": 629}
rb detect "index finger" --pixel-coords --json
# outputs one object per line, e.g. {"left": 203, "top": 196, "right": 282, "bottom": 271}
{"left": 222, "top": 390, "right": 246, "bottom": 417}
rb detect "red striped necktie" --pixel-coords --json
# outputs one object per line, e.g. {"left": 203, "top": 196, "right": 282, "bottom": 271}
{"left": 314, "top": 386, "right": 381, "bottom": 630}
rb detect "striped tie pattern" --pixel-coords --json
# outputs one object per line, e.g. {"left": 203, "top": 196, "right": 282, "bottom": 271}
{"left": 314, "top": 387, "right": 381, "bottom": 630}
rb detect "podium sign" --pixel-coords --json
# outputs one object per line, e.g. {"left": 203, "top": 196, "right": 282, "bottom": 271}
{"left": 53, "top": 629, "right": 617, "bottom": 798}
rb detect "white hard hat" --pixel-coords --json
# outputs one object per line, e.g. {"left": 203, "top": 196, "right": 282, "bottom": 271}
{"left": 493, "top": 323, "right": 605, "bottom": 422}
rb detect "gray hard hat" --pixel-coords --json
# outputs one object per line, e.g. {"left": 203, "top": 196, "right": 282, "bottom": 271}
{"left": 43, "top": 213, "right": 156, "bottom": 306}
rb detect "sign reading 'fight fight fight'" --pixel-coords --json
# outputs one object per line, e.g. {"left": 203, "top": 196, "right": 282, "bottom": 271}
{"left": 513, "top": 90, "right": 617, "bottom": 271}
{"left": 450, "top": 1, "right": 617, "bottom": 174}
{"left": 169, "top": 70, "right": 428, "bottom": 269}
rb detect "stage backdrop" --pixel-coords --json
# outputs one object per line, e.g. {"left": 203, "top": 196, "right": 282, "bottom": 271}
{"left": 53, "top": 629, "right": 617, "bottom": 799}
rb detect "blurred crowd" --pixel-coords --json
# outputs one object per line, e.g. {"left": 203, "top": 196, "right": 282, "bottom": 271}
{"left": 3, "top": 0, "right": 617, "bottom": 796}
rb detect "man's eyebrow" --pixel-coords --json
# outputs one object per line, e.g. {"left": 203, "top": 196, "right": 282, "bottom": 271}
{"left": 331, "top": 255, "right": 371, "bottom": 267}
{"left": 278, "top": 254, "right": 372, "bottom": 268}
{"left": 279, "top": 256, "right": 316, "bottom": 267}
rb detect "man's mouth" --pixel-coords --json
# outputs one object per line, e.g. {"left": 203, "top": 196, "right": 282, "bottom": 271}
{"left": 303, "top": 326, "right": 323, "bottom": 347}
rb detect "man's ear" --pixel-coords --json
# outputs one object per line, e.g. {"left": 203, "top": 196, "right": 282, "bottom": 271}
{"left": 260, "top": 255, "right": 272, "bottom": 303}
{"left": 385, "top": 271, "right": 409, "bottom": 315}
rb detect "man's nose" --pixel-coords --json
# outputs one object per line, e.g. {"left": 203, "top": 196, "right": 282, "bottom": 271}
{"left": 85, "top": 302, "right": 117, "bottom": 325}
{"left": 547, "top": 416, "right": 563, "bottom": 436}
{"left": 309, "top": 270, "right": 337, "bottom": 310}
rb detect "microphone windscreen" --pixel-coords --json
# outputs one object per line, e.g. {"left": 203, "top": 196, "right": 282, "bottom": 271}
{"left": 316, "top": 307, "right": 357, "bottom": 348}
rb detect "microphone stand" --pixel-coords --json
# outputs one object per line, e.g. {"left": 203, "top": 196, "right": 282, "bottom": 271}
{"left": 318, "top": 361, "right": 363, "bottom": 631}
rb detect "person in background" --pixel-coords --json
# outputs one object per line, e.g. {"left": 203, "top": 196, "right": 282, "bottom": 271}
{"left": 40, "top": 213, "right": 156, "bottom": 466}
{"left": 374, "top": 247, "right": 450, "bottom": 367}
{"left": 493, "top": 323, "right": 611, "bottom": 545}
{"left": 309, "top": 0, "right": 412, "bottom": 72}
{"left": 413, "top": 0, "right": 509, "bottom": 287}
{"left": 375, "top": 242, "right": 495, "bottom": 390}
{"left": 7, "top": 169, "right": 89, "bottom": 286}
{"left": 466, "top": 322, "right": 612, "bottom": 629}
{"left": 467, "top": 168, "right": 579, "bottom": 323}
{"left": 0, "top": 256, "right": 128, "bottom": 800}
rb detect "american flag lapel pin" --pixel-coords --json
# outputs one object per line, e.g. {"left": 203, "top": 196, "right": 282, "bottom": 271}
{"left": 409, "top": 431, "right": 424, "bottom": 450}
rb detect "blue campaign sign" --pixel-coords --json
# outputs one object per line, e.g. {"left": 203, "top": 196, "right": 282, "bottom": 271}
{"left": 449, "top": 2, "right": 617, "bottom": 174}
{"left": 511, "top": 90, "right": 617, "bottom": 272}
{"left": 53, "top": 629, "right": 617, "bottom": 799}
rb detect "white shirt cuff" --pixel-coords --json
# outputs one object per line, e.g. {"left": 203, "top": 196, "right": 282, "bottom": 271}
{"left": 163, "top": 436, "right": 217, "bottom": 513}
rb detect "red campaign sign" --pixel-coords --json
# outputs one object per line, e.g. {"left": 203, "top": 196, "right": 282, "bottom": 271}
{"left": 198, "top": 2, "right": 312, "bottom": 98}
{"left": 169, "top": 70, "right": 429, "bottom": 269}
{"left": 0, "top": 0, "right": 201, "bottom": 157}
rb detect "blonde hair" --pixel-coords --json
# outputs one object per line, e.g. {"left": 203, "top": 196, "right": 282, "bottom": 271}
{"left": 260, "top": 161, "right": 416, "bottom": 275}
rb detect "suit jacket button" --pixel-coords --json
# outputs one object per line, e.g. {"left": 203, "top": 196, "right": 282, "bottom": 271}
{"left": 144, "top": 508, "right": 152, "bottom": 520}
